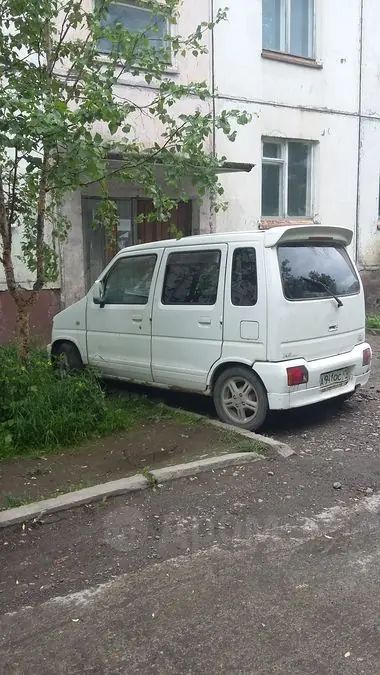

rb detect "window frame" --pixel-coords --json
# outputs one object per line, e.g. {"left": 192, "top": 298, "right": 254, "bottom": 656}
{"left": 262, "top": 138, "right": 314, "bottom": 219}
{"left": 97, "top": 0, "right": 172, "bottom": 63}
{"left": 262, "top": 0, "right": 315, "bottom": 60}
{"left": 102, "top": 252, "right": 158, "bottom": 306}
{"left": 161, "top": 249, "right": 222, "bottom": 306}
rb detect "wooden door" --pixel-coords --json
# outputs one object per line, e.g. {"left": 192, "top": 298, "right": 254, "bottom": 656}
{"left": 136, "top": 200, "right": 192, "bottom": 244}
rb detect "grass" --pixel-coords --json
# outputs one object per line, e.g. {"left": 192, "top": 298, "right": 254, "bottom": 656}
{"left": 2, "top": 495, "right": 30, "bottom": 509}
{"left": 366, "top": 314, "right": 380, "bottom": 330}
{"left": 0, "top": 345, "right": 266, "bottom": 469}
{"left": 0, "top": 345, "right": 193, "bottom": 462}
{"left": 215, "top": 428, "right": 266, "bottom": 455}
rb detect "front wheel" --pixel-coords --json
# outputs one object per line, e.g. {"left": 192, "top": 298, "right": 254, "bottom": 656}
{"left": 53, "top": 342, "right": 83, "bottom": 377}
{"left": 213, "top": 367, "right": 269, "bottom": 431}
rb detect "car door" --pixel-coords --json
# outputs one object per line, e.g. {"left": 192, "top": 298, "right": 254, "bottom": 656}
{"left": 151, "top": 244, "right": 227, "bottom": 391}
{"left": 86, "top": 250, "right": 162, "bottom": 380}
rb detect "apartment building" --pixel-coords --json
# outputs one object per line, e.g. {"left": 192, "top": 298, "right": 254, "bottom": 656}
{"left": 213, "top": 0, "right": 380, "bottom": 312}
{"left": 1, "top": 0, "right": 379, "bottom": 342}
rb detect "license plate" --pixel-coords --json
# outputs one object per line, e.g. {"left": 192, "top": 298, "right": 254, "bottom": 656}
{"left": 320, "top": 368, "right": 350, "bottom": 389}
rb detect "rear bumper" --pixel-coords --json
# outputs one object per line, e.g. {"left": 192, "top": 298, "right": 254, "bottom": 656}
{"left": 254, "top": 343, "right": 371, "bottom": 411}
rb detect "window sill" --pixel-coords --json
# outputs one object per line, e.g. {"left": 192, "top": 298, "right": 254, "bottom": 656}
{"left": 95, "top": 53, "right": 179, "bottom": 77}
{"left": 261, "top": 50, "right": 323, "bottom": 70}
{"left": 259, "top": 218, "right": 315, "bottom": 230}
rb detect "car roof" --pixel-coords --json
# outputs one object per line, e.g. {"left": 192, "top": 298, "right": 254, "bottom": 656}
{"left": 117, "top": 225, "right": 353, "bottom": 255}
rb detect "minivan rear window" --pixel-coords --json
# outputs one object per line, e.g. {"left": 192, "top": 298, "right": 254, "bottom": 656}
{"left": 278, "top": 243, "right": 360, "bottom": 301}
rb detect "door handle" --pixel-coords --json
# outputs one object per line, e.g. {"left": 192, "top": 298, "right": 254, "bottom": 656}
{"left": 132, "top": 315, "right": 143, "bottom": 323}
{"left": 198, "top": 317, "right": 211, "bottom": 326}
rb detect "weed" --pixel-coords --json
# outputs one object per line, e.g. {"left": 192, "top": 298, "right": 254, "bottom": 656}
{"left": 141, "top": 466, "right": 158, "bottom": 488}
{"left": 367, "top": 315, "right": 380, "bottom": 330}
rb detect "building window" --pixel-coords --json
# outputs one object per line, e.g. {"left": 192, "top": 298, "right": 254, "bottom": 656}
{"left": 262, "top": 139, "right": 313, "bottom": 218}
{"left": 262, "top": 0, "right": 314, "bottom": 58}
{"left": 99, "top": 1, "right": 168, "bottom": 55}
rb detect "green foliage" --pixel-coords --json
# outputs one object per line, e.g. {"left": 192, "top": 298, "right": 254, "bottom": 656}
{"left": 0, "top": 0, "right": 251, "bottom": 293}
{"left": 0, "top": 346, "right": 192, "bottom": 459}
{"left": 0, "top": 346, "right": 115, "bottom": 456}
{"left": 366, "top": 315, "right": 380, "bottom": 329}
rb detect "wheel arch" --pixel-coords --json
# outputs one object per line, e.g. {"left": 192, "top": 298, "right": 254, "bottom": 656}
{"left": 51, "top": 338, "right": 84, "bottom": 363}
{"left": 207, "top": 360, "right": 268, "bottom": 394}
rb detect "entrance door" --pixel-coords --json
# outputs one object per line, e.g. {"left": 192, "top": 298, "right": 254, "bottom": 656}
{"left": 82, "top": 197, "right": 133, "bottom": 291}
{"left": 136, "top": 200, "right": 192, "bottom": 243}
{"left": 151, "top": 245, "right": 227, "bottom": 391}
{"left": 86, "top": 250, "right": 162, "bottom": 380}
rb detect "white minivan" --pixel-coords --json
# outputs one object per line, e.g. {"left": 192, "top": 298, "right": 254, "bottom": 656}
{"left": 51, "top": 225, "right": 372, "bottom": 430}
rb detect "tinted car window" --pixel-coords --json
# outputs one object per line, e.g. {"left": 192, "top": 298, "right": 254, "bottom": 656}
{"left": 231, "top": 248, "right": 258, "bottom": 306}
{"left": 162, "top": 250, "right": 221, "bottom": 305}
{"left": 104, "top": 255, "right": 157, "bottom": 305}
{"left": 278, "top": 244, "right": 360, "bottom": 300}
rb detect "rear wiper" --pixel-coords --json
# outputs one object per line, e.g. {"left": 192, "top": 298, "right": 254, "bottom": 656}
{"left": 301, "top": 276, "right": 343, "bottom": 308}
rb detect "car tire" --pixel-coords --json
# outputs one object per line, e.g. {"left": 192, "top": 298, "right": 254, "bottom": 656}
{"left": 213, "top": 366, "right": 269, "bottom": 431}
{"left": 53, "top": 342, "right": 83, "bottom": 377}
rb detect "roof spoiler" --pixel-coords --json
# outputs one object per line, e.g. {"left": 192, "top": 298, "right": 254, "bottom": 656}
{"left": 264, "top": 225, "right": 353, "bottom": 248}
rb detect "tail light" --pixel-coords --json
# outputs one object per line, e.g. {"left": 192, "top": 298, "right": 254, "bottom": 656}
{"left": 363, "top": 347, "right": 372, "bottom": 367}
{"left": 287, "top": 366, "right": 309, "bottom": 387}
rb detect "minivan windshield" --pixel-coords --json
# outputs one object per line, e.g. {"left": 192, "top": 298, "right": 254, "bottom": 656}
{"left": 278, "top": 243, "right": 360, "bottom": 301}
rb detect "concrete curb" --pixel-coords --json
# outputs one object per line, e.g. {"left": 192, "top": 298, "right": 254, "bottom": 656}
{"left": 207, "top": 419, "right": 295, "bottom": 459}
{"left": 0, "top": 451, "right": 263, "bottom": 529}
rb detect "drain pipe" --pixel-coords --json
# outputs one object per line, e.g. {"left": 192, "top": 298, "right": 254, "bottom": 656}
{"left": 210, "top": 0, "right": 216, "bottom": 157}
{"left": 355, "top": 0, "right": 364, "bottom": 264}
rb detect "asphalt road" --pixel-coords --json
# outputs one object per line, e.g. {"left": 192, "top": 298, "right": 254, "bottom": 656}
{"left": 1, "top": 337, "right": 379, "bottom": 674}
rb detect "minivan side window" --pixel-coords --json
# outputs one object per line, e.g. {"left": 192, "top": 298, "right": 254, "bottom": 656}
{"left": 231, "top": 248, "right": 258, "bottom": 306}
{"left": 103, "top": 254, "right": 157, "bottom": 305}
{"left": 162, "top": 250, "right": 221, "bottom": 305}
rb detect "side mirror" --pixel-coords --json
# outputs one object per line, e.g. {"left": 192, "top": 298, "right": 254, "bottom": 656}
{"left": 93, "top": 280, "right": 105, "bottom": 307}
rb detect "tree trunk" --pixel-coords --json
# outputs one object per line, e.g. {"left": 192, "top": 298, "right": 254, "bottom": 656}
{"left": 16, "top": 301, "right": 31, "bottom": 362}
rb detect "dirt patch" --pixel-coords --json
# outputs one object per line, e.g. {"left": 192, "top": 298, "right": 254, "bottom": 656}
{"left": 0, "top": 419, "right": 263, "bottom": 509}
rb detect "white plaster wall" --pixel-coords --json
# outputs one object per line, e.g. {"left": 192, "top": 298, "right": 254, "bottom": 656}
{"left": 357, "top": 118, "right": 380, "bottom": 268}
{"left": 213, "top": 0, "right": 361, "bottom": 114}
{"left": 361, "top": 0, "right": 380, "bottom": 117}
{"left": 214, "top": 101, "right": 359, "bottom": 248}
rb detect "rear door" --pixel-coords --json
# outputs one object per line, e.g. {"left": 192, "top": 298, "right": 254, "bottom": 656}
{"left": 268, "top": 241, "right": 364, "bottom": 362}
{"left": 151, "top": 245, "right": 227, "bottom": 390}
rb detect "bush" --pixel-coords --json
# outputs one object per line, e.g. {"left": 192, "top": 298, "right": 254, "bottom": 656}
{"left": 0, "top": 346, "right": 127, "bottom": 458}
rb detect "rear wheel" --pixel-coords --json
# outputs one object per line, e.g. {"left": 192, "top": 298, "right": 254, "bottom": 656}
{"left": 213, "top": 366, "right": 269, "bottom": 431}
{"left": 53, "top": 342, "right": 83, "bottom": 377}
